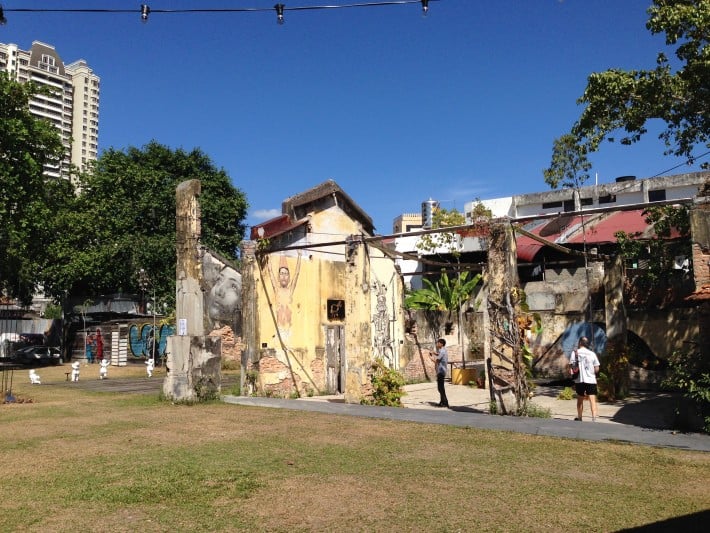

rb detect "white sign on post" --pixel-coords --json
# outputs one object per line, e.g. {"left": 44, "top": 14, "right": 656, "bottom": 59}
{"left": 178, "top": 318, "right": 187, "bottom": 336}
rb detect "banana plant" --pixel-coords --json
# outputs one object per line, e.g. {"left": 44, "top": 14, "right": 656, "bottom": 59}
{"left": 405, "top": 271, "right": 483, "bottom": 366}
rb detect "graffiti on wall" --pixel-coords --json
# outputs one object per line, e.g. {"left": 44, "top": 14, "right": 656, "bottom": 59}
{"left": 372, "top": 282, "right": 394, "bottom": 367}
{"left": 128, "top": 323, "right": 174, "bottom": 360}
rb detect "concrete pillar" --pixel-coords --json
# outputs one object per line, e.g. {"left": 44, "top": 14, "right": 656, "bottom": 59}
{"left": 163, "top": 180, "right": 221, "bottom": 402}
{"left": 604, "top": 254, "right": 627, "bottom": 343}
{"left": 604, "top": 254, "right": 629, "bottom": 399}
{"left": 344, "top": 236, "right": 372, "bottom": 403}
{"left": 690, "top": 202, "right": 710, "bottom": 360}
{"left": 240, "top": 240, "right": 258, "bottom": 395}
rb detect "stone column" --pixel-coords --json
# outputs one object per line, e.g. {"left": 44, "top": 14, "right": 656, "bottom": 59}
{"left": 604, "top": 253, "right": 629, "bottom": 399}
{"left": 240, "top": 240, "right": 258, "bottom": 395}
{"left": 344, "top": 236, "right": 372, "bottom": 403}
{"left": 163, "top": 180, "right": 222, "bottom": 402}
{"left": 690, "top": 201, "right": 710, "bottom": 360}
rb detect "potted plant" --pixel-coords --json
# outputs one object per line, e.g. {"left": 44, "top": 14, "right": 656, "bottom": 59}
{"left": 475, "top": 369, "right": 486, "bottom": 389}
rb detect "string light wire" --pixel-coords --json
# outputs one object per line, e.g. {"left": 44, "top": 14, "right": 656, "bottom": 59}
{"left": 0, "top": 1, "right": 438, "bottom": 25}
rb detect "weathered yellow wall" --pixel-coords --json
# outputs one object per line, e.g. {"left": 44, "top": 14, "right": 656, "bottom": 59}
{"left": 253, "top": 206, "right": 404, "bottom": 400}
{"left": 254, "top": 252, "right": 345, "bottom": 396}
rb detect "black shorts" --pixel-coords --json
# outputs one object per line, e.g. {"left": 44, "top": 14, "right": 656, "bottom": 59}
{"left": 575, "top": 383, "right": 598, "bottom": 397}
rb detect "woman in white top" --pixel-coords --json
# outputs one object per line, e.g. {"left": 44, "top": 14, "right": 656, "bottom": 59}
{"left": 569, "top": 336, "right": 600, "bottom": 421}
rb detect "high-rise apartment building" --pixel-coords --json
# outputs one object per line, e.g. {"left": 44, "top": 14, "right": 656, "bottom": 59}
{"left": 0, "top": 40, "right": 100, "bottom": 178}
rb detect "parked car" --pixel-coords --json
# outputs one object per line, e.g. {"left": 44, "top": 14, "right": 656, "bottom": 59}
{"left": 12, "top": 345, "right": 62, "bottom": 366}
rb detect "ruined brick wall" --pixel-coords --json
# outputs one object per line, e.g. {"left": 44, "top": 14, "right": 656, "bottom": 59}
{"left": 692, "top": 242, "right": 710, "bottom": 286}
{"left": 208, "top": 325, "right": 243, "bottom": 365}
{"left": 254, "top": 351, "right": 325, "bottom": 398}
{"left": 691, "top": 200, "right": 710, "bottom": 288}
{"left": 402, "top": 340, "right": 437, "bottom": 382}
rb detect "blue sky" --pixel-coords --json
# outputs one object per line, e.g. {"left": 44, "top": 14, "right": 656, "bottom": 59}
{"left": 3, "top": 0, "right": 707, "bottom": 234}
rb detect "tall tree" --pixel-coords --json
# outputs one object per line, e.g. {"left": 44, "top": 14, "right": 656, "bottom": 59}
{"left": 543, "top": 133, "right": 592, "bottom": 191}
{"left": 572, "top": 0, "right": 710, "bottom": 166}
{"left": 41, "top": 141, "right": 248, "bottom": 308}
{"left": 0, "top": 74, "right": 66, "bottom": 304}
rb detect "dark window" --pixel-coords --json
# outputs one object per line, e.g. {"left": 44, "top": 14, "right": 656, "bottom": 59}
{"left": 580, "top": 197, "right": 593, "bottom": 206}
{"left": 542, "top": 201, "right": 562, "bottom": 209}
{"left": 649, "top": 189, "right": 666, "bottom": 202}
{"left": 327, "top": 300, "right": 345, "bottom": 321}
{"left": 599, "top": 194, "right": 616, "bottom": 204}
{"left": 563, "top": 199, "right": 575, "bottom": 212}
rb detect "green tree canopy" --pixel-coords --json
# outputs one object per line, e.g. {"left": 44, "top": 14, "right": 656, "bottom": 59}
{"left": 416, "top": 207, "right": 466, "bottom": 256}
{"left": 543, "top": 133, "right": 592, "bottom": 190}
{"left": 572, "top": 0, "right": 710, "bottom": 166}
{"left": 41, "top": 141, "right": 248, "bottom": 308}
{"left": 0, "top": 74, "right": 67, "bottom": 304}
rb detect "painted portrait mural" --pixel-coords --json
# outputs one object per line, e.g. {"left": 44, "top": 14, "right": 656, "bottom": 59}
{"left": 267, "top": 253, "right": 301, "bottom": 343}
{"left": 202, "top": 250, "right": 242, "bottom": 336}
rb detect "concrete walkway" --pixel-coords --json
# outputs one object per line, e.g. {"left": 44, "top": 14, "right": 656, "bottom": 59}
{"left": 224, "top": 381, "right": 710, "bottom": 452}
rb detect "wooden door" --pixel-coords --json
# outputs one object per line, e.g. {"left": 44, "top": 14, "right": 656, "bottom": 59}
{"left": 325, "top": 326, "right": 345, "bottom": 394}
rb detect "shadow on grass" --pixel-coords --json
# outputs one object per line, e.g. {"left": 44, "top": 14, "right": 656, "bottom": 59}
{"left": 616, "top": 508, "right": 710, "bottom": 532}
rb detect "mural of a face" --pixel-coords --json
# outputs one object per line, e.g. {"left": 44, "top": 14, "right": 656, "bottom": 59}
{"left": 278, "top": 267, "right": 290, "bottom": 288}
{"left": 202, "top": 251, "right": 243, "bottom": 333}
{"left": 207, "top": 266, "right": 242, "bottom": 323}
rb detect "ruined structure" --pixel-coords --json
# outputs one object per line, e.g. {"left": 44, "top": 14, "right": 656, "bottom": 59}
{"left": 394, "top": 172, "right": 710, "bottom": 387}
{"left": 162, "top": 180, "right": 221, "bottom": 402}
{"left": 245, "top": 180, "right": 404, "bottom": 401}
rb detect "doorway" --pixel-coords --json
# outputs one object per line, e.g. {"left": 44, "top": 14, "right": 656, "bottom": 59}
{"left": 325, "top": 325, "right": 345, "bottom": 394}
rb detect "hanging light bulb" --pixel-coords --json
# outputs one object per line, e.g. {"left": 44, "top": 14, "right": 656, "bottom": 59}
{"left": 421, "top": 0, "right": 429, "bottom": 16}
{"left": 140, "top": 4, "right": 151, "bottom": 23}
{"left": 274, "top": 3, "right": 285, "bottom": 25}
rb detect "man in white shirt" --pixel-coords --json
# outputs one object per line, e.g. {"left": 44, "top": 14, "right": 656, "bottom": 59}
{"left": 569, "top": 336, "right": 600, "bottom": 421}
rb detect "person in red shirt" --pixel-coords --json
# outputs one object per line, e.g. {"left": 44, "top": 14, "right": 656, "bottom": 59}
{"left": 95, "top": 328, "right": 104, "bottom": 362}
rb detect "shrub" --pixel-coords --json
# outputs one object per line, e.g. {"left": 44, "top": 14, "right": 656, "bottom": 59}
{"left": 361, "top": 358, "right": 406, "bottom": 407}
{"left": 557, "top": 386, "right": 576, "bottom": 401}
{"left": 662, "top": 348, "right": 710, "bottom": 434}
{"left": 521, "top": 402, "right": 551, "bottom": 418}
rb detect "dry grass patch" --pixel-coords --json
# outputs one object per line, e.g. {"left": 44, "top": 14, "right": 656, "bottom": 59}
{"left": 0, "top": 370, "right": 708, "bottom": 532}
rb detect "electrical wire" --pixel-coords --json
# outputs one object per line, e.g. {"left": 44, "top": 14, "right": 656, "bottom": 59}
{"left": 0, "top": 1, "right": 437, "bottom": 22}
{"left": 650, "top": 149, "right": 710, "bottom": 178}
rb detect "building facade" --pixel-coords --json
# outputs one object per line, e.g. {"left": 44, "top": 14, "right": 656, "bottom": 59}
{"left": 0, "top": 40, "right": 100, "bottom": 178}
{"left": 393, "top": 171, "right": 710, "bottom": 385}
{"left": 247, "top": 180, "right": 405, "bottom": 401}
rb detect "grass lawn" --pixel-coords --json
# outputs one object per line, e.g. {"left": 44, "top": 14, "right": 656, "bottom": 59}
{"left": 1, "top": 363, "right": 708, "bottom": 532}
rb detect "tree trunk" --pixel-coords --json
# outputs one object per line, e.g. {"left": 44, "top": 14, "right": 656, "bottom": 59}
{"left": 486, "top": 221, "right": 528, "bottom": 414}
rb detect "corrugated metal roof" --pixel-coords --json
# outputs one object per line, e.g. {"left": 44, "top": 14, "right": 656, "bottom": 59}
{"left": 515, "top": 215, "right": 587, "bottom": 262}
{"left": 567, "top": 209, "right": 655, "bottom": 244}
{"left": 514, "top": 209, "right": 678, "bottom": 261}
